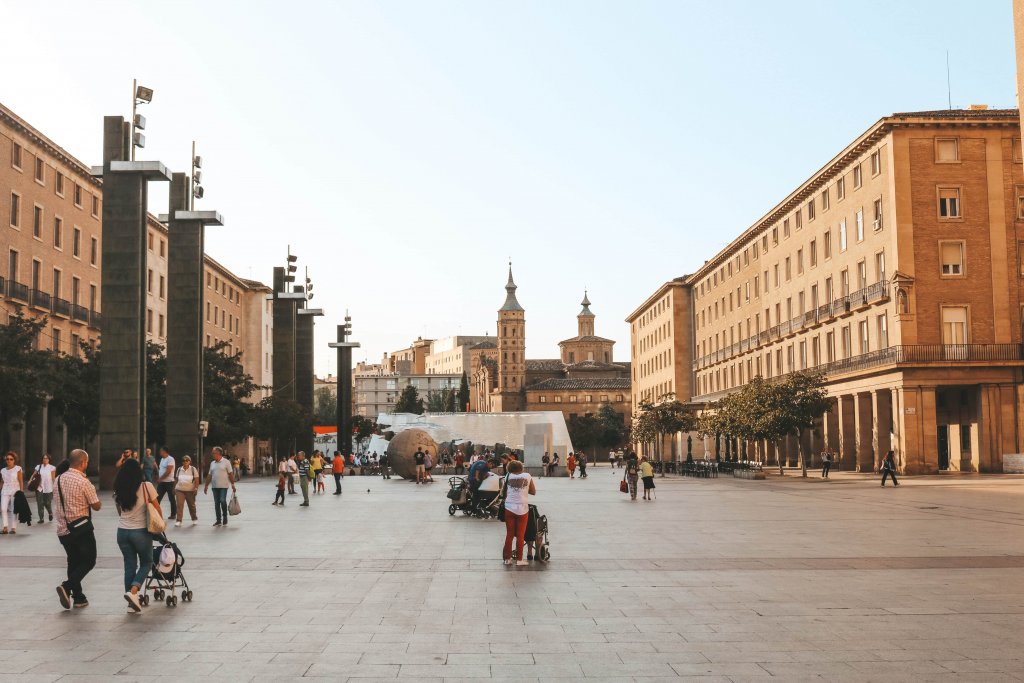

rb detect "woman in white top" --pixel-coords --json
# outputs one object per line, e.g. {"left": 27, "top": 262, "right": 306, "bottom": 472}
{"left": 33, "top": 454, "right": 57, "bottom": 523}
{"left": 2, "top": 451, "right": 24, "bottom": 534}
{"left": 500, "top": 460, "right": 536, "bottom": 566}
{"left": 173, "top": 455, "right": 199, "bottom": 526}
{"left": 113, "top": 458, "right": 161, "bottom": 612}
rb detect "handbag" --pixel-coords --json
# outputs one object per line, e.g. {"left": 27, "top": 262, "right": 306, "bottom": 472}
{"left": 143, "top": 485, "right": 166, "bottom": 535}
{"left": 619, "top": 477, "right": 628, "bottom": 493}
{"left": 228, "top": 492, "right": 241, "bottom": 516}
{"left": 496, "top": 475, "right": 508, "bottom": 521}
{"left": 56, "top": 475, "right": 94, "bottom": 539}
{"left": 26, "top": 466, "right": 41, "bottom": 493}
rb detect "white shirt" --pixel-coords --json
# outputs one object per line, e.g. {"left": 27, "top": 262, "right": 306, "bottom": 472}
{"left": 118, "top": 482, "right": 157, "bottom": 530}
{"left": 175, "top": 466, "right": 197, "bottom": 491}
{"left": 287, "top": 459, "right": 298, "bottom": 474}
{"left": 503, "top": 472, "right": 533, "bottom": 516}
{"left": 35, "top": 464, "right": 56, "bottom": 493}
{"left": 158, "top": 455, "right": 175, "bottom": 483}
{"left": 1, "top": 465, "right": 22, "bottom": 494}
{"left": 208, "top": 458, "right": 233, "bottom": 488}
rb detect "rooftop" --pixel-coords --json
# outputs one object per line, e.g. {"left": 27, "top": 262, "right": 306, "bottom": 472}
{"left": 527, "top": 378, "right": 631, "bottom": 391}
{"left": 559, "top": 334, "right": 616, "bottom": 345}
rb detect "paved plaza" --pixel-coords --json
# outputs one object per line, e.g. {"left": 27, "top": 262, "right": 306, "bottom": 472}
{"left": 3, "top": 467, "right": 1024, "bottom": 681}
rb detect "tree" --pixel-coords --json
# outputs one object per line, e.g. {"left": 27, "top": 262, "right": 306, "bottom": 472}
{"left": 203, "top": 341, "right": 260, "bottom": 447}
{"left": 394, "top": 384, "right": 424, "bottom": 414}
{"left": 443, "top": 388, "right": 458, "bottom": 413}
{"left": 0, "top": 311, "right": 57, "bottom": 453}
{"left": 352, "top": 415, "right": 376, "bottom": 442}
{"left": 595, "top": 403, "right": 628, "bottom": 452}
{"left": 567, "top": 413, "right": 601, "bottom": 453}
{"left": 778, "top": 371, "right": 831, "bottom": 477}
{"left": 146, "top": 341, "right": 167, "bottom": 451}
{"left": 458, "top": 372, "right": 470, "bottom": 412}
{"left": 250, "top": 395, "right": 309, "bottom": 457}
{"left": 50, "top": 340, "right": 101, "bottom": 448}
{"left": 633, "top": 397, "right": 695, "bottom": 473}
{"left": 313, "top": 386, "right": 337, "bottom": 425}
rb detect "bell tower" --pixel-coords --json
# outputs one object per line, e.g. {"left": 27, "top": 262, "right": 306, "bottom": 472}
{"left": 577, "top": 290, "right": 595, "bottom": 336}
{"left": 495, "top": 263, "right": 526, "bottom": 411}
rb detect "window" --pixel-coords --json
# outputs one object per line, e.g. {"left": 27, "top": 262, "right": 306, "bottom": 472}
{"left": 772, "top": 227, "right": 779, "bottom": 244}
{"left": 785, "top": 257, "right": 791, "bottom": 281}
{"left": 52, "top": 328, "right": 61, "bottom": 353}
{"left": 875, "top": 251, "right": 886, "bottom": 282}
{"left": 807, "top": 200, "right": 816, "bottom": 221}
{"left": 554, "top": 396, "right": 562, "bottom": 403}
{"left": 148, "top": 233, "right": 154, "bottom": 251}
{"left": 774, "top": 264, "right": 780, "bottom": 287}
{"left": 795, "top": 209, "right": 802, "bottom": 229}
{"left": 941, "top": 306, "right": 968, "bottom": 344}
{"left": 569, "top": 395, "right": 577, "bottom": 403}
{"left": 823, "top": 231, "right": 832, "bottom": 259}
{"left": 72, "top": 227, "right": 81, "bottom": 257}
{"left": 52, "top": 268, "right": 61, "bottom": 298}
{"left": 1017, "top": 186, "right": 1024, "bottom": 220}
{"left": 90, "top": 237, "right": 98, "bottom": 266}
{"left": 11, "top": 142, "right": 22, "bottom": 169}
{"left": 32, "top": 205, "right": 42, "bottom": 238}
{"left": 8, "top": 249, "right": 18, "bottom": 282}
{"left": 839, "top": 219, "right": 847, "bottom": 251}
{"left": 797, "top": 249, "right": 804, "bottom": 274}
{"left": 870, "top": 150, "right": 881, "bottom": 176}
{"left": 826, "top": 331, "right": 836, "bottom": 362}
{"left": 71, "top": 277, "right": 80, "bottom": 306}
{"left": 160, "top": 239, "right": 165, "bottom": 258}
{"left": 159, "top": 275, "right": 165, "bottom": 298}
{"left": 147, "top": 269, "right": 154, "bottom": 293}
{"left": 841, "top": 325, "right": 852, "bottom": 358}
{"left": 825, "top": 277, "right": 834, "bottom": 304}
{"left": 9, "top": 192, "right": 20, "bottom": 227}
{"left": 821, "top": 188, "right": 829, "bottom": 210}
{"left": 837, "top": 177, "right": 845, "bottom": 200}
{"left": 859, "top": 319, "right": 870, "bottom": 353}
{"left": 940, "top": 241, "right": 964, "bottom": 276}
{"left": 783, "top": 219, "right": 790, "bottom": 238}
{"left": 840, "top": 269, "right": 850, "bottom": 296}
{"left": 855, "top": 209, "right": 864, "bottom": 242}
{"left": 858, "top": 260, "right": 868, "bottom": 290}
{"left": 539, "top": 396, "right": 547, "bottom": 403}
{"left": 73, "top": 184, "right": 82, "bottom": 207}
{"left": 809, "top": 239, "right": 817, "bottom": 267}
{"left": 146, "top": 308, "right": 153, "bottom": 334}
{"left": 53, "top": 217, "right": 62, "bottom": 248}
{"left": 615, "top": 394, "right": 624, "bottom": 402}
{"left": 938, "top": 187, "right": 961, "bottom": 219}
{"left": 873, "top": 198, "right": 883, "bottom": 231}
{"left": 55, "top": 172, "right": 64, "bottom": 197}
{"left": 91, "top": 195, "right": 98, "bottom": 217}
{"left": 877, "top": 314, "right": 889, "bottom": 349}
{"left": 935, "top": 138, "right": 959, "bottom": 163}
{"left": 853, "top": 163, "right": 862, "bottom": 188}
{"left": 34, "top": 158, "right": 44, "bottom": 183}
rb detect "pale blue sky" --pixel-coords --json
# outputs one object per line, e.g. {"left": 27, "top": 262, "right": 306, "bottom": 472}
{"left": 1, "top": 1, "right": 1016, "bottom": 374}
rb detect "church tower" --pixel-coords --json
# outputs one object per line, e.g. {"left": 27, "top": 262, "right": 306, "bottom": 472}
{"left": 577, "top": 291, "right": 595, "bottom": 337}
{"left": 494, "top": 264, "right": 526, "bottom": 411}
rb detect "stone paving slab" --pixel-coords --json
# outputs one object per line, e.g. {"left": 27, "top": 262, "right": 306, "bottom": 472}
{"left": 3, "top": 469, "right": 1024, "bottom": 680}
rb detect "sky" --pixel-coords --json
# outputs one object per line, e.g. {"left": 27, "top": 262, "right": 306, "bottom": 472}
{"left": 0, "top": 1, "right": 1017, "bottom": 376}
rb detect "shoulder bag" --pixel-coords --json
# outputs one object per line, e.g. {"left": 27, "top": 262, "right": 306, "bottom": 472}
{"left": 26, "top": 466, "right": 41, "bottom": 492}
{"left": 143, "top": 484, "right": 166, "bottom": 535}
{"left": 56, "top": 475, "right": 93, "bottom": 539}
{"left": 619, "top": 475, "right": 628, "bottom": 493}
{"left": 497, "top": 474, "right": 509, "bottom": 521}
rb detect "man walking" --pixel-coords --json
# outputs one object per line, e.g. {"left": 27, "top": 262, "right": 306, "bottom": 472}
{"left": 578, "top": 451, "right": 588, "bottom": 479}
{"left": 296, "top": 451, "right": 311, "bottom": 506}
{"left": 54, "top": 449, "right": 101, "bottom": 609}
{"left": 413, "top": 447, "right": 426, "bottom": 485}
{"left": 156, "top": 446, "right": 177, "bottom": 519}
{"left": 286, "top": 453, "right": 298, "bottom": 494}
{"left": 378, "top": 451, "right": 391, "bottom": 479}
{"left": 203, "top": 447, "right": 236, "bottom": 526}
{"left": 821, "top": 448, "right": 832, "bottom": 479}
{"left": 332, "top": 451, "right": 344, "bottom": 495}
{"left": 141, "top": 448, "right": 158, "bottom": 484}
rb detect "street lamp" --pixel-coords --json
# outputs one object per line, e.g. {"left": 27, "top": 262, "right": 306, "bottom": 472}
{"left": 284, "top": 246, "right": 297, "bottom": 284}
{"left": 191, "top": 141, "right": 203, "bottom": 208}
{"left": 131, "top": 80, "right": 153, "bottom": 161}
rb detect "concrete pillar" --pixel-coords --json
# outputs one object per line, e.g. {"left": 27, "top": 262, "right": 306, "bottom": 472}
{"left": 824, "top": 399, "right": 840, "bottom": 455}
{"left": 295, "top": 301, "right": 315, "bottom": 455}
{"left": 330, "top": 321, "right": 360, "bottom": 457}
{"left": 854, "top": 392, "right": 874, "bottom": 472}
{"left": 899, "top": 386, "right": 938, "bottom": 474}
{"left": 97, "top": 116, "right": 170, "bottom": 487}
{"left": 872, "top": 389, "right": 893, "bottom": 473}
{"left": 838, "top": 395, "right": 856, "bottom": 470}
{"left": 271, "top": 268, "right": 299, "bottom": 458}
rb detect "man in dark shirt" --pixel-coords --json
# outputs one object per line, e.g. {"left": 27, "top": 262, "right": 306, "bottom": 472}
{"left": 468, "top": 458, "right": 494, "bottom": 508}
{"left": 378, "top": 452, "right": 391, "bottom": 479}
{"left": 578, "top": 451, "right": 588, "bottom": 479}
{"left": 413, "top": 448, "right": 426, "bottom": 485}
{"left": 296, "top": 452, "right": 311, "bottom": 506}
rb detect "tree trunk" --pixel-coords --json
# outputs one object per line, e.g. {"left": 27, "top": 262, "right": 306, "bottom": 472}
{"left": 799, "top": 428, "right": 807, "bottom": 477}
{"left": 778, "top": 438, "right": 784, "bottom": 476}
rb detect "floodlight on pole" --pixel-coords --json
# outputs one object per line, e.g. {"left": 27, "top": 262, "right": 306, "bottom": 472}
{"left": 131, "top": 79, "right": 154, "bottom": 161}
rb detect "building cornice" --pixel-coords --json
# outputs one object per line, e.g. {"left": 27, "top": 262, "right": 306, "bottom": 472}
{"left": 0, "top": 101, "right": 102, "bottom": 189}
{"left": 625, "top": 277, "right": 689, "bottom": 323}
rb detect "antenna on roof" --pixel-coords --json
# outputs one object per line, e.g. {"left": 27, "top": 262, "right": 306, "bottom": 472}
{"left": 946, "top": 50, "right": 952, "bottom": 111}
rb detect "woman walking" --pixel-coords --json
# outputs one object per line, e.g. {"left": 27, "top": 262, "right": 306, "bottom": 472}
{"left": 2, "top": 452, "right": 24, "bottom": 534}
{"left": 880, "top": 450, "right": 900, "bottom": 487}
{"left": 639, "top": 456, "right": 656, "bottom": 500}
{"left": 113, "top": 458, "right": 160, "bottom": 612}
{"left": 566, "top": 453, "right": 577, "bottom": 479}
{"left": 173, "top": 455, "right": 199, "bottom": 526}
{"left": 624, "top": 453, "right": 639, "bottom": 501}
{"left": 501, "top": 460, "right": 536, "bottom": 566}
{"left": 32, "top": 454, "right": 57, "bottom": 523}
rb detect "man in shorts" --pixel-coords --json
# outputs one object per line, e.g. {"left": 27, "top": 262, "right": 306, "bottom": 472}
{"left": 413, "top": 448, "right": 426, "bottom": 484}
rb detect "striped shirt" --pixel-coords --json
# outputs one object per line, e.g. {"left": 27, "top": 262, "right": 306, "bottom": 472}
{"left": 54, "top": 469, "right": 99, "bottom": 537}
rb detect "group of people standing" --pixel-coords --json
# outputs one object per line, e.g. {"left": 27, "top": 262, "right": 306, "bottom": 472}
{"left": 538, "top": 451, "right": 589, "bottom": 478}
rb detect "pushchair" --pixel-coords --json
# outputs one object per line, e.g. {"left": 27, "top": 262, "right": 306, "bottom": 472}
{"left": 141, "top": 534, "right": 193, "bottom": 608}
{"left": 446, "top": 476, "right": 474, "bottom": 516}
{"left": 526, "top": 504, "right": 551, "bottom": 562}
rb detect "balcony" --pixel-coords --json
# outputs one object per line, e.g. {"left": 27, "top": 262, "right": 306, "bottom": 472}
{"left": 89, "top": 310, "right": 103, "bottom": 330}
{"left": 51, "top": 297, "right": 71, "bottom": 318}
{"left": 30, "top": 288, "right": 51, "bottom": 311}
{"left": 5, "top": 278, "right": 29, "bottom": 302}
{"left": 71, "top": 303, "right": 89, "bottom": 323}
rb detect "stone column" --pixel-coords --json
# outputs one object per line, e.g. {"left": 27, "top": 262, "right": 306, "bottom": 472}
{"left": 854, "top": 392, "right": 874, "bottom": 472}
{"left": 295, "top": 298, "right": 323, "bottom": 455}
{"left": 872, "top": 389, "right": 893, "bottom": 472}
{"left": 898, "top": 386, "right": 938, "bottom": 474}
{"left": 837, "top": 394, "right": 856, "bottom": 470}
{"left": 163, "top": 173, "right": 223, "bottom": 467}
{"left": 97, "top": 116, "right": 170, "bottom": 486}
{"left": 824, "top": 398, "right": 840, "bottom": 455}
{"left": 329, "top": 319, "right": 360, "bottom": 457}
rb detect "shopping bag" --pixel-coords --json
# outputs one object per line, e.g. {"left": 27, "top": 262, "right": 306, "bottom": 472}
{"left": 228, "top": 493, "right": 241, "bottom": 516}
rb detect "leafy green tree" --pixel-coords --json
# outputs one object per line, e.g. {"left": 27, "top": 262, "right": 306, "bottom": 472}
{"left": 633, "top": 397, "right": 695, "bottom": 471}
{"left": 458, "top": 372, "right": 470, "bottom": 412}
{"left": 146, "top": 341, "right": 167, "bottom": 451}
{"left": 50, "top": 340, "right": 101, "bottom": 448}
{"left": 778, "top": 371, "right": 831, "bottom": 477}
{"left": 425, "top": 390, "right": 446, "bottom": 412}
{"left": 394, "top": 384, "right": 424, "bottom": 414}
{"left": 203, "top": 341, "right": 260, "bottom": 447}
{"left": 313, "top": 386, "right": 337, "bottom": 424}
{"left": 595, "top": 403, "right": 628, "bottom": 452}
{"left": 250, "top": 395, "right": 309, "bottom": 458}
{"left": 352, "top": 415, "right": 376, "bottom": 442}
{"left": 443, "top": 388, "right": 458, "bottom": 413}
{"left": 0, "top": 311, "right": 56, "bottom": 453}
{"left": 567, "top": 413, "right": 601, "bottom": 453}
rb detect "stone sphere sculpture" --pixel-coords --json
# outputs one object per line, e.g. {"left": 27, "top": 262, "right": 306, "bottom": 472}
{"left": 386, "top": 429, "right": 438, "bottom": 480}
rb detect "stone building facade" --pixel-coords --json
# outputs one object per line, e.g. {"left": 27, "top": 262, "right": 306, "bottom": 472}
{"left": 635, "top": 108, "right": 1024, "bottom": 474}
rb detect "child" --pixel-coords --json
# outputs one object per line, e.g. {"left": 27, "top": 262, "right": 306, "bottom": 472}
{"left": 273, "top": 471, "right": 286, "bottom": 506}
{"left": 315, "top": 469, "right": 325, "bottom": 494}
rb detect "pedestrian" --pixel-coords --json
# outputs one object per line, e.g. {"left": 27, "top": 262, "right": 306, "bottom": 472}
{"left": 286, "top": 454, "right": 298, "bottom": 494}
{"left": 880, "top": 450, "right": 900, "bottom": 487}
{"left": 273, "top": 469, "right": 286, "bottom": 506}
{"left": 155, "top": 446, "right": 177, "bottom": 520}
{"left": 413, "top": 447, "right": 426, "bottom": 484}
{"left": 821, "top": 448, "right": 832, "bottom": 479}
{"left": 309, "top": 451, "right": 323, "bottom": 488}
{"left": 31, "top": 453, "right": 56, "bottom": 523}
{"left": 54, "top": 449, "right": 101, "bottom": 609}
{"left": 112, "top": 458, "right": 160, "bottom": 613}
{"left": 540, "top": 452, "right": 550, "bottom": 477}
{"left": 315, "top": 468, "right": 325, "bottom": 494}
{"left": 141, "top": 448, "right": 157, "bottom": 484}
{"left": 550, "top": 452, "right": 559, "bottom": 477}
{"left": 639, "top": 456, "right": 655, "bottom": 500}
{"left": 624, "top": 453, "right": 639, "bottom": 500}
{"left": 295, "top": 451, "right": 311, "bottom": 506}
{"left": 424, "top": 450, "right": 435, "bottom": 483}
{"left": 566, "top": 452, "right": 577, "bottom": 479}
{"left": 468, "top": 457, "right": 491, "bottom": 508}
{"left": 378, "top": 451, "right": 391, "bottom": 479}
{"left": 332, "top": 451, "right": 344, "bottom": 495}
{"left": 454, "top": 450, "right": 465, "bottom": 475}
{"left": 2, "top": 452, "right": 24, "bottom": 534}
{"left": 578, "top": 451, "right": 588, "bottom": 478}
{"left": 173, "top": 455, "right": 199, "bottom": 526}
{"left": 500, "top": 460, "right": 536, "bottom": 566}
{"left": 203, "top": 447, "right": 237, "bottom": 526}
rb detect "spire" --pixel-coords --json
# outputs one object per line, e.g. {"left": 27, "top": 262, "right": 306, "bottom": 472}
{"left": 578, "top": 290, "right": 593, "bottom": 317}
{"left": 500, "top": 262, "right": 524, "bottom": 312}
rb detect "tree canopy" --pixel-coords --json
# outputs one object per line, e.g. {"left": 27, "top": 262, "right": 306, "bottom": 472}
{"left": 394, "top": 384, "right": 424, "bottom": 414}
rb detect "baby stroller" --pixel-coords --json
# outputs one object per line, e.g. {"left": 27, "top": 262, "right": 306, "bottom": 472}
{"left": 446, "top": 476, "right": 474, "bottom": 516}
{"left": 526, "top": 505, "right": 551, "bottom": 562}
{"left": 141, "top": 534, "right": 193, "bottom": 608}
